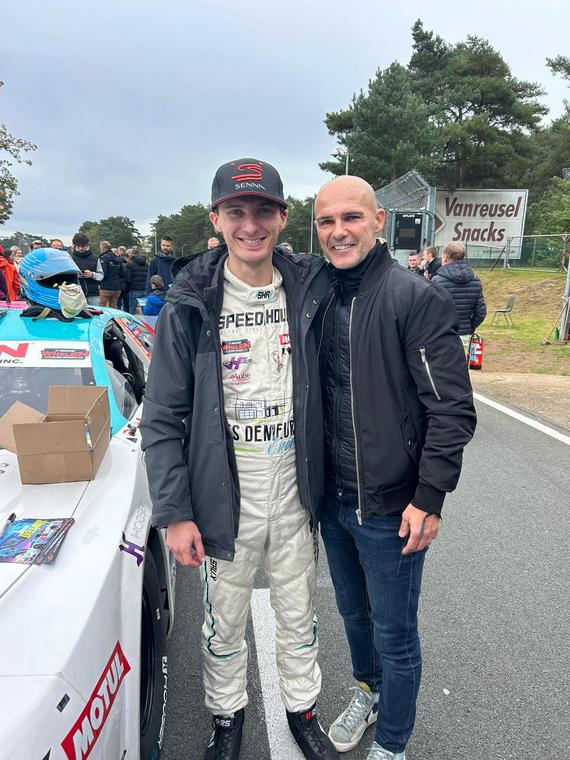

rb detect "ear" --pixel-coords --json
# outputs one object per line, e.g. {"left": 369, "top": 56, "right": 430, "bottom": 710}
{"left": 279, "top": 208, "right": 289, "bottom": 231}
{"left": 375, "top": 208, "right": 385, "bottom": 233}
{"left": 209, "top": 210, "right": 222, "bottom": 233}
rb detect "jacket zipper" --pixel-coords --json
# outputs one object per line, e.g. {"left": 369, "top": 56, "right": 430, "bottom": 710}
{"left": 316, "top": 294, "right": 334, "bottom": 362}
{"left": 348, "top": 297, "right": 363, "bottom": 525}
{"left": 419, "top": 347, "right": 442, "bottom": 401}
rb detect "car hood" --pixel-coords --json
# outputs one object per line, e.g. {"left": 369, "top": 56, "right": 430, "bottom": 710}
{"left": 0, "top": 451, "right": 89, "bottom": 600}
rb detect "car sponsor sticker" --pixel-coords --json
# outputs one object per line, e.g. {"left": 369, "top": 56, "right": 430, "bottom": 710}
{"left": 0, "top": 341, "right": 91, "bottom": 367}
{"left": 221, "top": 339, "right": 251, "bottom": 354}
{"left": 61, "top": 642, "right": 131, "bottom": 760}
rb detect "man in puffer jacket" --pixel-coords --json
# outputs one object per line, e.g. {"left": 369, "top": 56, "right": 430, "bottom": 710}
{"left": 431, "top": 241, "right": 487, "bottom": 349}
{"left": 125, "top": 246, "right": 149, "bottom": 313}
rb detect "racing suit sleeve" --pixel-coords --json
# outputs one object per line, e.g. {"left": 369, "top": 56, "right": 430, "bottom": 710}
{"left": 403, "top": 285, "right": 477, "bottom": 514}
{"left": 140, "top": 303, "right": 196, "bottom": 527}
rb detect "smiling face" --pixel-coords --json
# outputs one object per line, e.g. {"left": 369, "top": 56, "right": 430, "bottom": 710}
{"left": 209, "top": 197, "right": 287, "bottom": 283}
{"left": 315, "top": 176, "right": 384, "bottom": 270}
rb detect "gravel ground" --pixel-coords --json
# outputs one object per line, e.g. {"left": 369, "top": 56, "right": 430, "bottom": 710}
{"left": 469, "top": 371, "right": 570, "bottom": 431}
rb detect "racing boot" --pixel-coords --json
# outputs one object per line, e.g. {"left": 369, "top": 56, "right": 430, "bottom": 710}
{"left": 204, "top": 708, "right": 244, "bottom": 760}
{"left": 286, "top": 703, "right": 339, "bottom": 759}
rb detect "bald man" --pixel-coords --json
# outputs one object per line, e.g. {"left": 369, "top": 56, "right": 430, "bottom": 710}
{"left": 312, "top": 176, "right": 476, "bottom": 760}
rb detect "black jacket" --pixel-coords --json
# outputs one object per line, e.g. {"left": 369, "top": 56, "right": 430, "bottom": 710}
{"left": 126, "top": 255, "right": 149, "bottom": 291}
{"left": 425, "top": 257, "right": 442, "bottom": 279}
{"left": 140, "top": 246, "right": 330, "bottom": 560}
{"left": 431, "top": 262, "right": 487, "bottom": 335}
{"left": 100, "top": 251, "right": 124, "bottom": 291}
{"left": 147, "top": 254, "right": 176, "bottom": 290}
{"left": 70, "top": 249, "right": 101, "bottom": 297}
{"left": 318, "top": 242, "right": 476, "bottom": 518}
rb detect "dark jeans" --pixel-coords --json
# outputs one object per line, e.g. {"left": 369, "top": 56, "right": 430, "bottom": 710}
{"left": 129, "top": 289, "right": 146, "bottom": 314}
{"left": 320, "top": 489, "right": 426, "bottom": 753}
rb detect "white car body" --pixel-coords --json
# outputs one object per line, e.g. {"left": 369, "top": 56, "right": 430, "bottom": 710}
{"left": 0, "top": 307, "right": 176, "bottom": 760}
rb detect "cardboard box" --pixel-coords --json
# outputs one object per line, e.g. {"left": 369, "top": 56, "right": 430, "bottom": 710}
{"left": 0, "top": 386, "right": 111, "bottom": 484}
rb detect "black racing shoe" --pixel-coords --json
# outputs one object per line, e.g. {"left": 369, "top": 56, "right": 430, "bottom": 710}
{"left": 287, "top": 704, "right": 339, "bottom": 759}
{"left": 204, "top": 708, "right": 244, "bottom": 760}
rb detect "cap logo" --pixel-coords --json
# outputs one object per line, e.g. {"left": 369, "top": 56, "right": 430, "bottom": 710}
{"left": 231, "top": 162, "right": 263, "bottom": 181}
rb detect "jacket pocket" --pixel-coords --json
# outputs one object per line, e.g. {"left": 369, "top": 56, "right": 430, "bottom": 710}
{"left": 401, "top": 411, "right": 419, "bottom": 464}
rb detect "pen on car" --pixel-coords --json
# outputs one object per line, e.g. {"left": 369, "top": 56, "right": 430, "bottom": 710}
{"left": 0, "top": 512, "right": 17, "bottom": 539}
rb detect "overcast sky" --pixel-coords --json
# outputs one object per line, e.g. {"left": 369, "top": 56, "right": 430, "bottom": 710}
{"left": 2, "top": 0, "right": 568, "bottom": 242}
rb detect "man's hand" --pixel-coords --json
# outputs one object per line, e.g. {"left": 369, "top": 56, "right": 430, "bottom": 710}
{"left": 83, "top": 269, "right": 93, "bottom": 278}
{"left": 399, "top": 504, "right": 440, "bottom": 555}
{"left": 166, "top": 520, "right": 205, "bottom": 567}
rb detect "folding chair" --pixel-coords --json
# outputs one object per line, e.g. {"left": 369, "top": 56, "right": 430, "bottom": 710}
{"left": 491, "top": 295, "right": 515, "bottom": 326}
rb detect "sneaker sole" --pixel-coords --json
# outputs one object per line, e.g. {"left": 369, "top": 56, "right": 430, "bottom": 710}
{"left": 328, "top": 710, "right": 378, "bottom": 753}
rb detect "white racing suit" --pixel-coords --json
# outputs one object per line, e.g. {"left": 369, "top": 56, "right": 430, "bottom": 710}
{"left": 200, "top": 262, "right": 320, "bottom": 715}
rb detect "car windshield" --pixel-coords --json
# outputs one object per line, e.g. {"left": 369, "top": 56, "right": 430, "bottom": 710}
{"left": 0, "top": 366, "right": 96, "bottom": 419}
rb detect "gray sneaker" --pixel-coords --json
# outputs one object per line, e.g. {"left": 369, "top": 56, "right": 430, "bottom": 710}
{"left": 366, "top": 742, "right": 405, "bottom": 760}
{"left": 328, "top": 683, "right": 379, "bottom": 752}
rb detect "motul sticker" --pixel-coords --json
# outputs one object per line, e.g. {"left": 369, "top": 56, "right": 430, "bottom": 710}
{"left": 61, "top": 642, "right": 131, "bottom": 760}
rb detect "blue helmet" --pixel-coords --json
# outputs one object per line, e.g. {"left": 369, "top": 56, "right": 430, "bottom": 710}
{"left": 19, "top": 248, "right": 81, "bottom": 309}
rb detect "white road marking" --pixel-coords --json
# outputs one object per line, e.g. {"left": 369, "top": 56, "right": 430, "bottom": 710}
{"left": 473, "top": 391, "right": 570, "bottom": 446}
{"left": 250, "top": 589, "right": 305, "bottom": 759}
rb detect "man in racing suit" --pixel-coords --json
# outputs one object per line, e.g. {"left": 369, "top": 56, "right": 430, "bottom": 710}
{"left": 140, "top": 158, "right": 336, "bottom": 760}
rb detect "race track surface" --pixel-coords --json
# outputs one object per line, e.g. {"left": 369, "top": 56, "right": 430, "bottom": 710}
{"left": 162, "top": 400, "right": 570, "bottom": 760}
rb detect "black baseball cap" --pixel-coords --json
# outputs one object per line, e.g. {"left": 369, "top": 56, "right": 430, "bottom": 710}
{"left": 211, "top": 158, "right": 287, "bottom": 210}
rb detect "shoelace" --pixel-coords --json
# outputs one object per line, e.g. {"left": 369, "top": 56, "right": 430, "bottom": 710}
{"left": 338, "top": 686, "right": 374, "bottom": 732}
{"left": 367, "top": 744, "right": 398, "bottom": 760}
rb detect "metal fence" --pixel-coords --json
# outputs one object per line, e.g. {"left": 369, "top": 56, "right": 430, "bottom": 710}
{"left": 374, "top": 170, "right": 437, "bottom": 249}
{"left": 463, "top": 234, "right": 569, "bottom": 270}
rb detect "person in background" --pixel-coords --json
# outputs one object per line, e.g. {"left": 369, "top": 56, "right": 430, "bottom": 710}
{"left": 70, "top": 232, "right": 103, "bottom": 306}
{"left": 98, "top": 241, "right": 123, "bottom": 308}
{"left": 419, "top": 246, "right": 441, "bottom": 279}
{"left": 116, "top": 245, "right": 129, "bottom": 311}
{"left": 0, "top": 245, "right": 21, "bottom": 301}
{"left": 146, "top": 235, "right": 176, "bottom": 290}
{"left": 407, "top": 252, "right": 423, "bottom": 275}
{"left": 125, "top": 246, "right": 149, "bottom": 314}
{"left": 280, "top": 241, "right": 294, "bottom": 253}
{"left": 9, "top": 247, "right": 24, "bottom": 270}
{"left": 50, "top": 239, "right": 65, "bottom": 250}
{"left": 313, "top": 176, "right": 476, "bottom": 760}
{"left": 31, "top": 240, "right": 44, "bottom": 250}
{"left": 431, "top": 241, "right": 487, "bottom": 352}
{"left": 142, "top": 274, "right": 167, "bottom": 316}
{"left": 207, "top": 236, "right": 221, "bottom": 249}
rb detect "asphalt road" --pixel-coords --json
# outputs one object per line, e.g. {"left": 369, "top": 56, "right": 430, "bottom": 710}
{"left": 162, "top": 399, "right": 570, "bottom": 760}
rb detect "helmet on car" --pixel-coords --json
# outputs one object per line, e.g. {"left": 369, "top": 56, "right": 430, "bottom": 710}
{"left": 19, "top": 248, "right": 81, "bottom": 310}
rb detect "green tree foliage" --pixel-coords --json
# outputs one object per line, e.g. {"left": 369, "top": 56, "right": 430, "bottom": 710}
{"left": 78, "top": 216, "right": 141, "bottom": 252}
{"left": 281, "top": 196, "right": 317, "bottom": 253}
{"left": 409, "top": 21, "right": 547, "bottom": 188}
{"left": 525, "top": 178, "right": 570, "bottom": 235}
{"left": 321, "top": 63, "right": 435, "bottom": 185}
{"left": 321, "top": 22, "right": 548, "bottom": 190}
{"left": 152, "top": 203, "right": 215, "bottom": 256}
{"left": 0, "top": 81, "right": 36, "bottom": 225}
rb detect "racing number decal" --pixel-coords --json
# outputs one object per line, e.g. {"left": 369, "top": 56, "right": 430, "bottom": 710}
{"left": 61, "top": 642, "right": 131, "bottom": 760}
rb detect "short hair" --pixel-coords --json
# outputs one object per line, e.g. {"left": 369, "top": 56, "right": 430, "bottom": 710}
{"left": 72, "top": 232, "right": 89, "bottom": 246}
{"left": 117, "top": 246, "right": 127, "bottom": 255}
{"left": 150, "top": 275, "right": 164, "bottom": 288}
{"left": 161, "top": 236, "right": 173, "bottom": 243}
{"left": 423, "top": 246, "right": 438, "bottom": 259}
{"left": 443, "top": 242, "right": 466, "bottom": 261}
{"left": 100, "top": 240, "right": 111, "bottom": 250}
{"left": 131, "top": 246, "right": 139, "bottom": 255}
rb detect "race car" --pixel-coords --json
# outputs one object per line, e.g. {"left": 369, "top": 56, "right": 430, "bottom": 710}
{"left": 0, "top": 302, "right": 175, "bottom": 760}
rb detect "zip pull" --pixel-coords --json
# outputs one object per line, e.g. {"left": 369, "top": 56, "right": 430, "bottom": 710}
{"left": 356, "top": 508, "right": 362, "bottom": 526}
{"left": 419, "top": 346, "right": 442, "bottom": 401}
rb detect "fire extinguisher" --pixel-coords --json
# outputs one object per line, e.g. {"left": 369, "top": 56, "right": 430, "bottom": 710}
{"left": 469, "top": 333, "right": 484, "bottom": 370}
